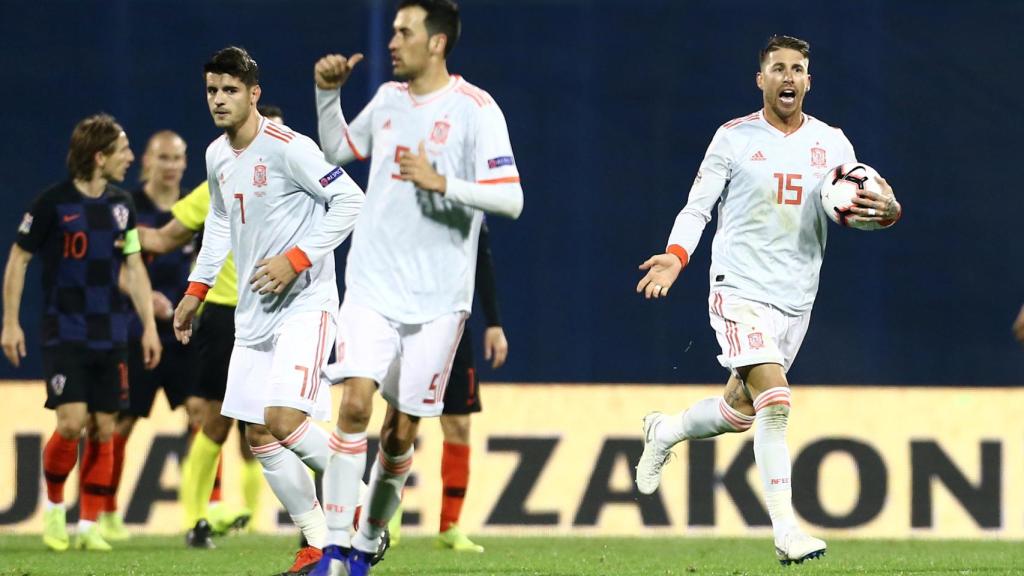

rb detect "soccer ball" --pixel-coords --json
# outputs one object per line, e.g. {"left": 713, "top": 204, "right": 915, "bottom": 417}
{"left": 819, "top": 162, "right": 892, "bottom": 230}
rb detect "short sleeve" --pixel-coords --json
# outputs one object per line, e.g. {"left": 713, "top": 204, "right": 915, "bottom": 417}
{"left": 171, "top": 181, "right": 211, "bottom": 231}
{"left": 15, "top": 191, "right": 56, "bottom": 253}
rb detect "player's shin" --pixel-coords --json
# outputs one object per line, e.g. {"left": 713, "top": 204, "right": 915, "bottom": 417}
{"left": 656, "top": 397, "right": 754, "bottom": 446}
{"left": 352, "top": 447, "right": 413, "bottom": 553}
{"left": 752, "top": 387, "right": 798, "bottom": 541}
{"left": 323, "top": 429, "right": 367, "bottom": 548}
{"left": 280, "top": 418, "right": 331, "bottom": 473}
{"left": 43, "top": 430, "right": 79, "bottom": 505}
{"left": 252, "top": 441, "right": 326, "bottom": 548}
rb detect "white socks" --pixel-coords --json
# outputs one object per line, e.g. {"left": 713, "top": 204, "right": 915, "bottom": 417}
{"left": 352, "top": 447, "right": 414, "bottom": 553}
{"left": 753, "top": 387, "right": 798, "bottom": 541}
{"left": 323, "top": 429, "right": 367, "bottom": 548}
{"left": 655, "top": 396, "right": 754, "bottom": 446}
{"left": 280, "top": 418, "right": 331, "bottom": 474}
{"left": 251, "top": 440, "right": 324, "bottom": 546}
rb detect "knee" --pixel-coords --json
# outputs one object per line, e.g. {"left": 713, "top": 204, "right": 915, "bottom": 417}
{"left": 203, "top": 414, "right": 233, "bottom": 444}
{"left": 263, "top": 407, "right": 308, "bottom": 441}
{"left": 245, "top": 423, "right": 277, "bottom": 449}
{"left": 55, "top": 418, "right": 85, "bottom": 439}
{"left": 340, "top": 394, "right": 373, "bottom": 430}
{"left": 441, "top": 415, "right": 471, "bottom": 444}
{"left": 380, "top": 417, "right": 419, "bottom": 455}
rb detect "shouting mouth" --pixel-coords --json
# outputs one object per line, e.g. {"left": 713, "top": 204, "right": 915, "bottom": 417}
{"left": 779, "top": 88, "right": 797, "bottom": 105}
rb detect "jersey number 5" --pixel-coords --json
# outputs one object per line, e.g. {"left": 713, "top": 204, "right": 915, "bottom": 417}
{"left": 773, "top": 173, "right": 803, "bottom": 205}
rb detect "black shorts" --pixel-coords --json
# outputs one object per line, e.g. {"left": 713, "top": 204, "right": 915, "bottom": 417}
{"left": 442, "top": 329, "right": 481, "bottom": 415}
{"left": 43, "top": 344, "right": 128, "bottom": 413}
{"left": 194, "top": 302, "right": 235, "bottom": 402}
{"left": 125, "top": 337, "right": 199, "bottom": 418}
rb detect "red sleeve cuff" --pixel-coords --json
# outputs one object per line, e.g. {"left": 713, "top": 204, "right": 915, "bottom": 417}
{"left": 285, "top": 246, "right": 312, "bottom": 274}
{"left": 185, "top": 282, "right": 210, "bottom": 301}
{"left": 667, "top": 244, "right": 689, "bottom": 268}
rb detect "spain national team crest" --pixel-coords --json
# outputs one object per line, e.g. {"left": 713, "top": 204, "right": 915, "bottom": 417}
{"left": 111, "top": 204, "right": 129, "bottom": 231}
{"left": 253, "top": 164, "right": 268, "bottom": 188}
{"left": 50, "top": 374, "right": 66, "bottom": 396}
{"left": 430, "top": 120, "right": 451, "bottom": 145}
{"left": 810, "top": 145, "right": 827, "bottom": 168}
{"left": 748, "top": 332, "right": 764, "bottom": 350}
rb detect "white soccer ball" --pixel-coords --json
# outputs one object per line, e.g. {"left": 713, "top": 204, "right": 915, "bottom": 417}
{"left": 820, "top": 162, "right": 892, "bottom": 231}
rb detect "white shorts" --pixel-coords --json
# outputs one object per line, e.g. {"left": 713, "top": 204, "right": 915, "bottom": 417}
{"left": 708, "top": 290, "right": 811, "bottom": 375}
{"left": 221, "top": 310, "right": 337, "bottom": 425}
{"left": 324, "top": 299, "right": 467, "bottom": 418}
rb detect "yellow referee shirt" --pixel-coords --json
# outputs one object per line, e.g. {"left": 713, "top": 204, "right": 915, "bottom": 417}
{"left": 172, "top": 181, "right": 238, "bottom": 307}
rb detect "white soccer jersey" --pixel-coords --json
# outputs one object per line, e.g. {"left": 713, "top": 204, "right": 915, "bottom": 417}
{"left": 317, "top": 75, "right": 523, "bottom": 324}
{"left": 189, "top": 118, "right": 365, "bottom": 345}
{"left": 667, "top": 110, "right": 856, "bottom": 314}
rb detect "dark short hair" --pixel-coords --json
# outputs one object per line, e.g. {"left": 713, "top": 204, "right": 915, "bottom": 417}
{"left": 258, "top": 104, "right": 284, "bottom": 121}
{"left": 67, "top": 114, "right": 123, "bottom": 180}
{"left": 204, "top": 46, "right": 259, "bottom": 86}
{"left": 759, "top": 35, "right": 810, "bottom": 67}
{"left": 398, "top": 0, "right": 461, "bottom": 57}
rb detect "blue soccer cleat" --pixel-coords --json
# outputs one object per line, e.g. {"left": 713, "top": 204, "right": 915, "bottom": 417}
{"left": 346, "top": 548, "right": 374, "bottom": 576}
{"left": 307, "top": 545, "right": 347, "bottom": 576}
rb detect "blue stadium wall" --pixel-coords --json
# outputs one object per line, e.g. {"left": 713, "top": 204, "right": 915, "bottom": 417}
{"left": 0, "top": 0, "right": 1021, "bottom": 386}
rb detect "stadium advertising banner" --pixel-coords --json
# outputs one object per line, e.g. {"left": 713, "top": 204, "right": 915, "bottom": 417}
{"left": 0, "top": 382, "right": 1019, "bottom": 538}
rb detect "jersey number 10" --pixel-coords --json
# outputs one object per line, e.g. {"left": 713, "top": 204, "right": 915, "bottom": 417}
{"left": 773, "top": 173, "right": 803, "bottom": 206}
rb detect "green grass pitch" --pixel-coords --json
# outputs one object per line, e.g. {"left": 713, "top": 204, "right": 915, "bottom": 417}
{"left": 1, "top": 534, "right": 1022, "bottom": 575}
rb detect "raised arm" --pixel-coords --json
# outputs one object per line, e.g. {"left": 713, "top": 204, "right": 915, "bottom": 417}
{"left": 314, "top": 53, "right": 370, "bottom": 166}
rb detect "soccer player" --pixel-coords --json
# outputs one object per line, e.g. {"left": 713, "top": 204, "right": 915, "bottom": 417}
{"left": 311, "top": 1, "right": 524, "bottom": 572}
{"left": 173, "top": 47, "right": 364, "bottom": 575}
{"left": 387, "top": 221, "right": 509, "bottom": 553}
{"left": 99, "top": 130, "right": 198, "bottom": 542}
{"left": 1, "top": 114, "right": 162, "bottom": 552}
{"left": 634, "top": 35, "right": 901, "bottom": 565}
{"left": 141, "top": 104, "right": 286, "bottom": 547}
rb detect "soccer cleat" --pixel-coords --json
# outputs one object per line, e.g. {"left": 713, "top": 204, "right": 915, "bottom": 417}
{"left": 185, "top": 518, "right": 216, "bottom": 549}
{"left": 74, "top": 524, "right": 113, "bottom": 552}
{"left": 371, "top": 528, "right": 390, "bottom": 566}
{"left": 635, "top": 412, "right": 674, "bottom": 495}
{"left": 208, "top": 503, "right": 252, "bottom": 536}
{"left": 274, "top": 545, "right": 323, "bottom": 575}
{"left": 435, "top": 524, "right": 484, "bottom": 553}
{"left": 98, "top": 511, "right": 131, "bottom": 541}
{"left": 42, "top": 507, "right": 69, "bottom": 552}
{"left": 346, "top": 548, "right": 374, "bottom": 576}
{"left": 307, "top": 545, "right": 347, "bottom": 576}
{"left": 775, "top": 531, "right": 827, "bottom": 566}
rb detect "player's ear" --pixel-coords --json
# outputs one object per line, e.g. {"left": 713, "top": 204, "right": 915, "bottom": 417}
{"left": 251, "top": 85, "right": 262, "bottom": 106}
{"left": 755, "top": 71, "right": 764, "bottom": 90}
{"left": 430, "top": 33, "right": 447, "bottom": 57}
{"left": 806, "top": 74, "right": 811, "bottom": 92}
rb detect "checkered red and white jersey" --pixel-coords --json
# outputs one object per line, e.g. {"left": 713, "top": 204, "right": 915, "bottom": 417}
{"left": 189, "top": 118, "right": 364, "bottom": 345}
{"left": 667, "top": 110, "right": 856, "bottom": 314}
{"left": 317, "top": 75, "right": 523, "bottom": 324}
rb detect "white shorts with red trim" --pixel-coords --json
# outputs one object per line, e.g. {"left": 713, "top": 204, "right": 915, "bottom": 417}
{"left": 324, "top": 298, "right": 467, "bottom": 418}
{"left": 708, "top": 290, "right": 811, "bottom": 375}
{"left": 221, "top": 310, "right": 336, "bottom": 425}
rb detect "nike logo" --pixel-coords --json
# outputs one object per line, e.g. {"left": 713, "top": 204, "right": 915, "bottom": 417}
{"left": 62, "top": 214, "right": 81, "bottom": 223}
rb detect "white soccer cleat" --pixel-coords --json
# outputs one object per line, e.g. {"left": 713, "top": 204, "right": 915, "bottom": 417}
{"left": 635, "top": 412, "right": 673, "bottom": 495}
{"left": 775, "top": 531, "right": 827, "bottom": 566}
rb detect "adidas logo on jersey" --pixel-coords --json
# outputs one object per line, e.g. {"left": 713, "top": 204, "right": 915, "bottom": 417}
{"left": 751, "top": 151, "right": 767, "bottom": 161}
